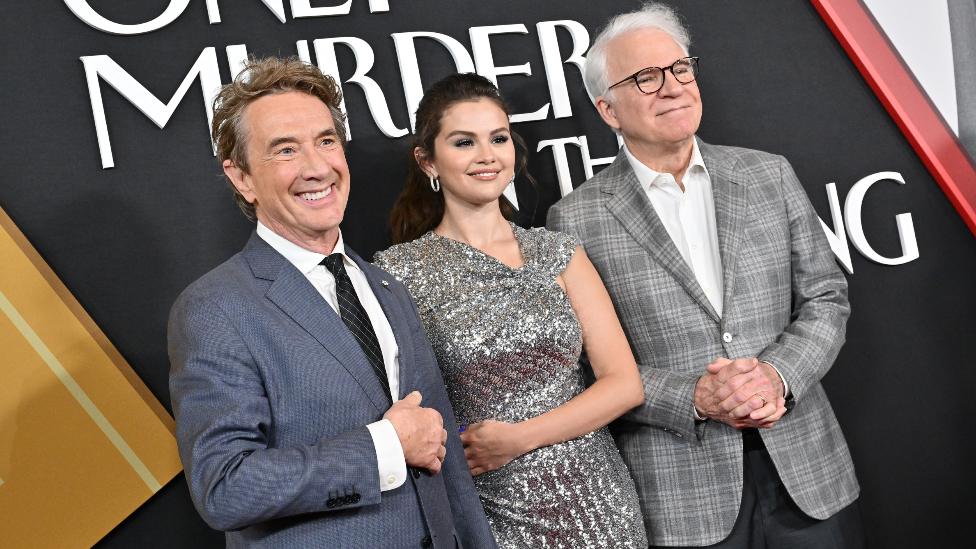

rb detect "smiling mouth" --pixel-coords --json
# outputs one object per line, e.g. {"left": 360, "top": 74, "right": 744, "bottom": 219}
{"left": 297, "top": 184, "right": 334, "bottom": 202}
{"left": 657, "top": 106, "right": 688, "bottom": 116}
{"left": 468, "top": 170, "right": 501, "bottom": 180}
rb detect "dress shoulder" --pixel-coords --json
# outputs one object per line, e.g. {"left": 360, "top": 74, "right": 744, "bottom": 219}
{"left": 517, "top": 225, "right": 579, "bottom": 277}
{"left": 372, "top": 238, "right": 430, "bottom": 285}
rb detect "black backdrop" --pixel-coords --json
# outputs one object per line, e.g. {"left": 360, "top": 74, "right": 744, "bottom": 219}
{"left": 2, "top": 1, "right": 974, "bottom": 547}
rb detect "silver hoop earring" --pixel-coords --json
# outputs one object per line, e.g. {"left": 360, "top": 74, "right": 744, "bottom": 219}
{"left": 429, "top": 175, "right": 441, "bottom": 193}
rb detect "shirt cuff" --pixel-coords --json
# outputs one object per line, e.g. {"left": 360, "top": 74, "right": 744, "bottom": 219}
{"left": 693, "top": 404, "right": 707, "bottom": 421}
{"left": 761, "top": 360, "right": 790, "bottom": 398}
{"left": 366, "top": 419, "right": 407, "bottom": 491}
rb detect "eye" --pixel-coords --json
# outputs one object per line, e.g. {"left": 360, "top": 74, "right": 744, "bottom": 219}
{"left": 491, "top": 134, "right": 510, "bottom": 145}
{"left": 319, "top": 136, "right": 338, "bottom": 148}
{"left": 636, "top": 70, "right": 661, "bottom": 85}
{"left": 452, "top": 138, "right": 474, "bottom": 148}
{"left": 276, "top": 146, "right": 296, "bottom": 156}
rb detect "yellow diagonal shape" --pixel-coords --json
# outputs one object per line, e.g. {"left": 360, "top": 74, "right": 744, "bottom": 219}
{"left": 0, "top": 206, "right": 181, "bottom": 547}
{"left": 0, "top": 290, "right": 161, "bottom": 491}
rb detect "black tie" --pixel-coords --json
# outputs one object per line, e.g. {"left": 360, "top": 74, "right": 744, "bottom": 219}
{"left": 321, "top": 254, "right": 392, "bottom": 401}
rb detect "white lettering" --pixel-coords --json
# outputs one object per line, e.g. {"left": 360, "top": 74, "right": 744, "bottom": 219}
{"left": 81, "top": 48, "right": 222, "bottom": 168}
{"left": 470, "top": 24, "right": 549, "bottom": 123}
{"left": 820, "top": 182, "right": 854, "bottom": 274}
{"left": 536, "top": 20, "right": 589, "bottom": 119}
{"left": 206, "top": 0, "right": 287, "bottom": 24}
{"left": 313, "top": 37, "right": 408, "bottom": 139}
{"left": 64, "top": 0, "right": 191, "bottom": 35}
{"left": 844, "top": 171, "right": 920, "bottom": 266}
{"left": 392, "top": 32, "right": 475, "bottom": 131}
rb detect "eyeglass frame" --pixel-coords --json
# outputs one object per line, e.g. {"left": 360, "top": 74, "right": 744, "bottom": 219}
{"left": 606, "top": 56, "right": 700, "bottom": 95}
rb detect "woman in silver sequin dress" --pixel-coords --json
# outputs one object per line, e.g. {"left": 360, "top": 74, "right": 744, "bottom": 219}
{"left": 374, "top": 74, "right": 648, "bottom": 548}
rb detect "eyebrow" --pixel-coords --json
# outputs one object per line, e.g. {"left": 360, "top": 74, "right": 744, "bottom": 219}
{"left": 266, "top": 128, "right": 338, "bottom": 151}
{"left": 444, "top": 127, "right": 510, "bottom": 139}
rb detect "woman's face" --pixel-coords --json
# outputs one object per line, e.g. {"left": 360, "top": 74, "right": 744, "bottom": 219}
{"left": 420, "top": 98, "right": 516, "bottom": 211}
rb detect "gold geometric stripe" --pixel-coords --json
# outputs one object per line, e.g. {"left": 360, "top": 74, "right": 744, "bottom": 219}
{"left": 0, "top": 290, "right": 162, "bottom": 492}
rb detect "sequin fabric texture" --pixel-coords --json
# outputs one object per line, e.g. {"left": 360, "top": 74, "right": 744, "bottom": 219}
{"left": 375, "top": 224, "right": 647, "bottom": 548}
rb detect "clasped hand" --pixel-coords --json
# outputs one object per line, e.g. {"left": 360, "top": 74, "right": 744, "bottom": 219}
{"left": 460, "top": 420, "right": 527, "bottom": 477}
{"left": 384, "top": 391, "right": 448, "bottom": 474}
{"left": 694, "top": 357, "right": 787, "bottom": 429}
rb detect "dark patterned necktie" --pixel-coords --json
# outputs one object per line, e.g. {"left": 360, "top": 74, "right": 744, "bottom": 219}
{"left": 321, "top": 254, "right": 392, "bottom": 401}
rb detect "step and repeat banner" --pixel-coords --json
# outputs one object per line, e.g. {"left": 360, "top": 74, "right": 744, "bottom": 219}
{"left": 1, "top": 1, "right": 974, "bottom": 547}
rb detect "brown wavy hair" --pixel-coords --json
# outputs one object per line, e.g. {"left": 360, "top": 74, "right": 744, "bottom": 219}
{"left": 389, "top": 73, "right": 533, "bottom": 243}
{"left": 211, "top": 57, "right": 347, "bottom": 220}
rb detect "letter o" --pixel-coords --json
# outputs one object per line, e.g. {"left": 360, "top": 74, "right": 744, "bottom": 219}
{"left": 64, "top": 0, "right": 190, "bottom": 35}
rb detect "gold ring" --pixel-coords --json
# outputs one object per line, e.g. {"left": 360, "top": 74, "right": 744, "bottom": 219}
{"left": 755, "top": 393, "right": 768, "bottom": 407}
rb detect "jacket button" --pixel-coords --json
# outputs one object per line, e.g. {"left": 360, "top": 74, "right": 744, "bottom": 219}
{"left": 411, "top": 467, "right": 421, "bottom": 479}
{"left": 351, "top": 493, "right": 361, "bottom": 503}
{"left": 326, "top": 498, "right": 336, "bottom": 509}
{"left": 722, "top": 332, "right": 733, "bottom": 343}
{"left": 420, "top": 535, "right": 433, "bottom": 548}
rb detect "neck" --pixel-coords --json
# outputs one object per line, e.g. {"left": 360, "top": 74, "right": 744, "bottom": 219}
{"left": 258, "top": 216, "right": 339, "bottom": 255}
{"left": 625, "top": 136, "right": 695, "bottom": 184}
{"left": 435, "top": 199, "right": 512, "bottom": 249}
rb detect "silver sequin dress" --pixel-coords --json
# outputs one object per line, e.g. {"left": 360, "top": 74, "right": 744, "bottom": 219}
{"left": 375, "top": 224, "right": 647, "bottom": 549}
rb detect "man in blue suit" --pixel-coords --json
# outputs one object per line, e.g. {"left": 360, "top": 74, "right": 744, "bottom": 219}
{"left": 168, "top": 57, "right": 496, "bottom": 548}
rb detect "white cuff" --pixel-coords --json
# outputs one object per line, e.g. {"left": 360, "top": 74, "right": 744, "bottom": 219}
{"left": 366, "top": 419, "right": 406, "bottom": 491}
{"left": 761, "top": 360, "right": 790, "bottom": 398}
{"left": 693, "top": 404, "right": 707, "bottom": 421}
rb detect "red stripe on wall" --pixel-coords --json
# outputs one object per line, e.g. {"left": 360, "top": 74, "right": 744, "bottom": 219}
{"left": 811, "top": 0, "right": 976, "bottom": 236}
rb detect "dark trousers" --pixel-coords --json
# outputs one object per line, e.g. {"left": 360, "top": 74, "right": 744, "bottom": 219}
{"left": 652, "top": 429, "right": 865, "bottom": 549}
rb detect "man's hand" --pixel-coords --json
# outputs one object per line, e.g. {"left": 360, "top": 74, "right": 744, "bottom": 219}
{"left": 460, "top": 420, "right": 528, "bottom": 476}
{"left": 384, "top": 391, "right": 448, "bottom": 474}
{"left": 695, "top": 358, "right": 787, "bottom": 429}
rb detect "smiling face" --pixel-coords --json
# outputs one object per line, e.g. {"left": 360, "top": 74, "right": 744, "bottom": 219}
{"left": 596, "top": 28, "right": 702, "bottom": 156}
{"left": 223, "top": 91, "right": 349, "bottom": 252}
{"left": 419, "top": 98, "right": 515, "bottom": 212}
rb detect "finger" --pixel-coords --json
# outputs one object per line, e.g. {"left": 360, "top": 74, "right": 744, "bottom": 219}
{"left": 706, "top": 357, "right": 732, "bottom": 374}
{"left": 403, "top": 391, "right": 422, "bottom": 406}
{"left": 427, "top": 458, "right": 442, "bottom": 475}
{"left": 441, "top": 428, "right": 448, "bottom": 444}
{"left": 729, "top": 394, "right": 766, "bottom": 418}
{"left": 437, "top": 445, "right": 447, "bottom": 462}
{"left": 716, "top": 358, "right": 758, "bottom": 383}
{"left": 718, "top": 376, "right": 770, "bottom": 409}
{"left": 459, "top": 432, "right": 471, "bottom": 445}
{"left": 714, "top": 373, "right": 754, "bottom": 401}
{"left": 748, "top": 398, "right": 778, "bottom": 421}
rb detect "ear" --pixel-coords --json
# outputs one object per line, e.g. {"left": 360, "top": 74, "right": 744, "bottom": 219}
{"left": 413, "top": 147, "right": 436, "bottom": 178}
{"left": 594, "top": 95, "right": 622, "bottom": 132}
{"left": 223, "top": 159, "right": 256, "bottom": 204}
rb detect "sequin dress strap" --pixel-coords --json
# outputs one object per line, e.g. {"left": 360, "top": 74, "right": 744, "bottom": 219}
{"left": 514, "top": 225, "right": 579, "bottom": 279}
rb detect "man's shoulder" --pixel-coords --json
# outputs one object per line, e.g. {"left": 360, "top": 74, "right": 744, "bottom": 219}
{"left": 172, "top": 251, "right": 254, "bottom": 313}
{"left": 700, "top": 141, "right": 787, "bottom": 173}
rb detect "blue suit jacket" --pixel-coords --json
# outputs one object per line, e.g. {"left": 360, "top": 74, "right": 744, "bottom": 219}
{"left": 168, "top": 233, "right": 496, "bottom": 548}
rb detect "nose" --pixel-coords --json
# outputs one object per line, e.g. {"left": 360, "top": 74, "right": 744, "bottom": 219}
{"left": 301, "top": 148, "right": 335, "bottom": 180}
{"left": 658, "top": 69, "right": 685, "bottom": 97}
{"left": 475, "top": 140, "right": 496, "bottom": 164}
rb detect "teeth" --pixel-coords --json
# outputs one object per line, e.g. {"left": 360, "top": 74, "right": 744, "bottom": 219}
{"left": 299, "top": 186, "right": 333, "bottom": 201}
{"left": 470, "top": 171, "right": 499, "bottom": 178}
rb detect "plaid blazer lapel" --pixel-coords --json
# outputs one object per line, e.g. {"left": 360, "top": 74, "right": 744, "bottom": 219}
{"left": 603, "top": 151, "right": 720, "bottom": 323}
{"left": 700, "top": 140, "right": 749, "bottom": 314}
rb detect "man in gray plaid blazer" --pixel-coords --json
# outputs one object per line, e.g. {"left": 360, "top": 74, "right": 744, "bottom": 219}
{"left": 169, "top": 58, "right": 494, "bottom": 548}
{"left": 547, "top": 4, "right": 863, "bottom": 548}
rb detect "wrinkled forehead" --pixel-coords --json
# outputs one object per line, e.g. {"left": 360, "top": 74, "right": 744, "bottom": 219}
{"left": 605, "top": 28, "right": 689, "bottom": 77}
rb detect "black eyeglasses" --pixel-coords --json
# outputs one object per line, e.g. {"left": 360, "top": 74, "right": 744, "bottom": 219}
{"left": 607, "top": 56, "right": 700, "bottom": 95}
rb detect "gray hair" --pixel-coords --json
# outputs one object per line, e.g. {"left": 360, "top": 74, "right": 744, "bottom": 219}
{"left": 583, "top": 2, "right": 692, "bottom": 104}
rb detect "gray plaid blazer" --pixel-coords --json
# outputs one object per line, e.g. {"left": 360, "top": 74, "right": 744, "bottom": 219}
{"left": 547, "top": 140, "right": 859, "bottom": 546}
{"left": 169, "top": 233, "right": 496, "bottom": 548}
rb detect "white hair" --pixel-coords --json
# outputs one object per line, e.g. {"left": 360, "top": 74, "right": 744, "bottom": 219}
{"left": 583, "top": 2, "right": 692, "bottom": 104}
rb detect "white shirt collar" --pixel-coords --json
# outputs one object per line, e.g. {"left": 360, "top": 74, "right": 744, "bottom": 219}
{"left": 623, "top": 138, "right": 709, "bottom": 191}
{"left": 255, "top": 221, "right": 357, "bottom": 275}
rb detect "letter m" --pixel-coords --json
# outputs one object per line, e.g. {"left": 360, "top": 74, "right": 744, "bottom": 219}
{"left": 81, "top": 48, "right": 221, "bottom": 169}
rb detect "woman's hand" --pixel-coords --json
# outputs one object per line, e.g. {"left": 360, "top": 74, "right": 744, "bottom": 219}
{"left": 460, "top": 420, "right": 531, "bottom": 476}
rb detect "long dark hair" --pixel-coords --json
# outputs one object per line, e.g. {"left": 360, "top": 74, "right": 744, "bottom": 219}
{"left": 389, "top": 73, "right": 533, "bottom": 243}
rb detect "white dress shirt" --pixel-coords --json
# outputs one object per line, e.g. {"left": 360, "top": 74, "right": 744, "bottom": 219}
{"left": 623, "top": 142, "right": 789, "bottom": 417}
{"left": 256, "top": 222, "right": 407, "bottom": 491}
{"left": 625, "top": 141, "right": 725, "bottom": 316}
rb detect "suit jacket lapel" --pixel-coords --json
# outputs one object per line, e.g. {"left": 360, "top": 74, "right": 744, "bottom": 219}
{"left": 243, "top": 234, "right": 390, "bottom": 413}
{"left": 349, "top": 251, "right": 415, "bottom": 401}
{"left": 603, "top": 150, "right": 720, "bottom": 322}
{"left": 700, "top": 140, "right": 748, "bottom": 317}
